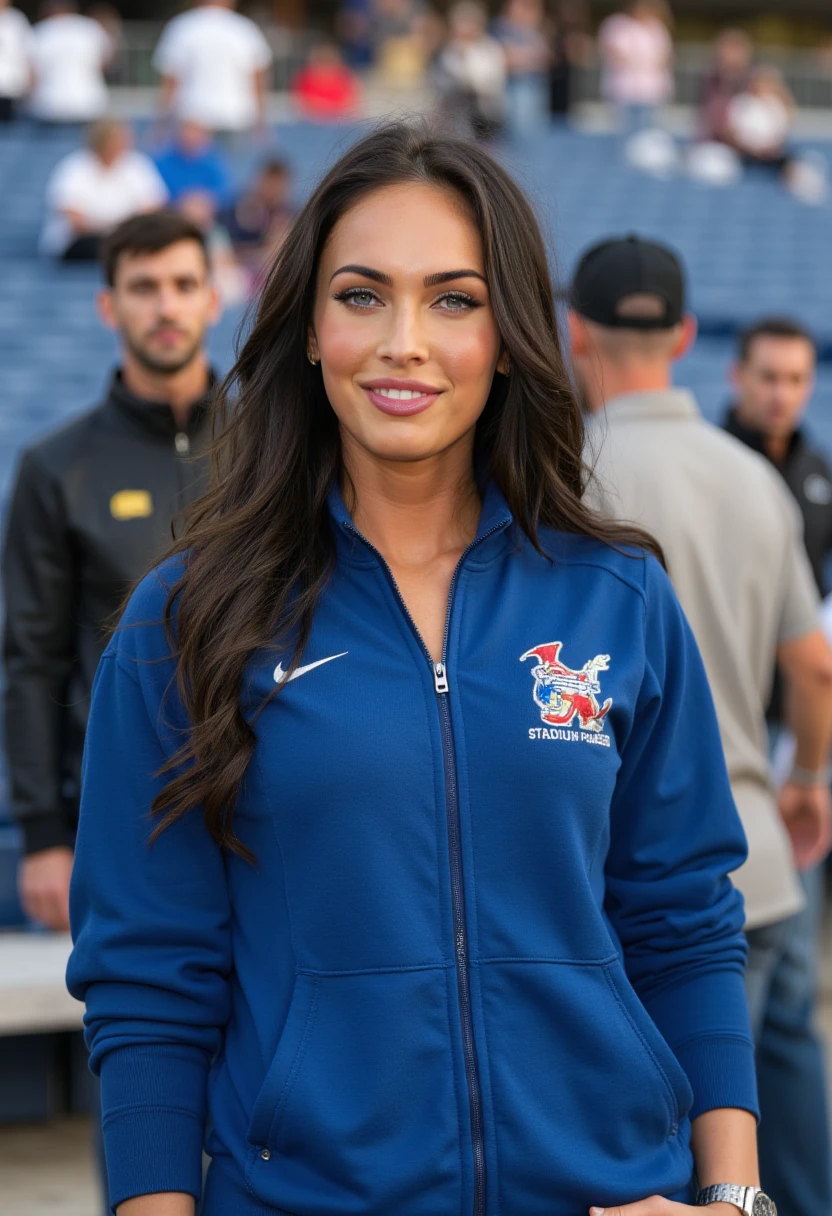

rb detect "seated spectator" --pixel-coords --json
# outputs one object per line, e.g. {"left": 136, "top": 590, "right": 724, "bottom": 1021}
{"left": 434, "top": 1, "right": 507, "bottom": 141}
{"left": 598, "top": 0, "right": 674, "bottom": 131}
{"left": 697, "top": 28, "right": 753, "bottom": 145}
{"left": 41, "top": 118, "right": 168, "bottom": 261}
{"left": 372, "top": 0, "right": 428, "bottom": 88}
{"left": 290, "top": 41, "right": 361, "bottom": 121}
{"left": 338, "top": 0, "right": 374, "bottom": 71}
{"left": 0, "top": 0, "right": 32, "bottom": 123}
{"left": 153, "top": 120, "right": 232, "bottom": 213}
{"left": 221, "top": 157, "right": 295, "bottom": 275}
{"left": 493, "top": 0, "right": 549, "bottom": 136}
{"left": 29, "top": 0, "right": 113, "bottom": 124}
{"left": 726, "top": 65, "right": 795, "bottom": 172}
{"left": 177, "top": 189, "right": 248, "bottom": 306}
{"left": 548, "top": 0, "right": 592, "bottom": 120}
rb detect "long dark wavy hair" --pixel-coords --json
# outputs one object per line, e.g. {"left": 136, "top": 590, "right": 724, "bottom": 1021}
{"left": 150, "top": 121, "right": 660, "bottom": 857}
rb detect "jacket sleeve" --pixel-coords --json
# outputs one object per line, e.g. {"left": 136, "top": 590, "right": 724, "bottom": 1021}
{"left": 2, "top": 448, "right": 75, "bottom": 853}
{"left": 66, "top": 578, "right": 231, "bottom": 1210}
{"left": 604, "top": 556, "right": 758, "bottom": 1122}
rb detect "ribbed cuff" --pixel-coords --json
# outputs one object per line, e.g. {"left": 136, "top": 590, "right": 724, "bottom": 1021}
{"left": 673, "top": 1033, "right": 759, "bottom": 1121}
{"left": 20, "top": 810, "right": 73, "bottom": 855}
{"left": 102, "top": 1104, "right": 205, "bottom": 1212}
{"left": 99, "top": 1044, "right": 208, "bottom": 1211}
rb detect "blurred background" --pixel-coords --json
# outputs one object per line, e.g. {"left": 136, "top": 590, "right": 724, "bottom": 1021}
{"left": 2, "top": 0, "right": 832, "bottom": 1211}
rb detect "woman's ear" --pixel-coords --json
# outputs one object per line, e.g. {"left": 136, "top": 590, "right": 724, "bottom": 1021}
{"left": 307, "top": 327, "right": 319, "bottom": 364}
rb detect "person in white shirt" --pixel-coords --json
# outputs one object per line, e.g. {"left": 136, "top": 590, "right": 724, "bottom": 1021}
{"left": 153, "top": 0, "right": 273, "bottom": 136}
{"left": 598, "top": 0, "right": 673, "bottom": 130}
{"left": 41, "top": 118, "right": 168, "bottom": 261}
{"left": 435, "top": 1, "right": 507, "bottom": 140}
{"left": 29, "top": 0, "right": 113, "bottom": 124}
{"left": 727, "top": 65, "right": 795, "bottom": 170}
{"left": 0, "top": 0, "right": 32, "bottom": 122}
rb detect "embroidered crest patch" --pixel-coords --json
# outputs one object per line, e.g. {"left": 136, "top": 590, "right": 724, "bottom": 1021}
{"left": 520, "top": 642, "right": 612, "bottom": 745}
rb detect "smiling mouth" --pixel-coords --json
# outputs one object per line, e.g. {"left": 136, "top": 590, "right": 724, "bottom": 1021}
{"left": 362, "top": 384, "right": 442, "bottom": 417}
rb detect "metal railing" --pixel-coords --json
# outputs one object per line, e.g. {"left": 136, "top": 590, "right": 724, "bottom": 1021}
{"left": 571, "top": 43, "right": 832, "bottom": 110}
{"left": 111, "top": 21, "right": 312, "bottom": 91}
{"left": 113, "top": 26, "right": 832, "bottom": 110}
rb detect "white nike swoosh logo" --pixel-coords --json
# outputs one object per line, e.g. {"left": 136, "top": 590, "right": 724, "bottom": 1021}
{"left": 273, "top": 652, "right": 348, "bottom": 685}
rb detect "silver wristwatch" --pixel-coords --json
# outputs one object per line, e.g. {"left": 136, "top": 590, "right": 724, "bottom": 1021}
{"left": 696, "top": 1184, "right": 776, "bottom": 1216}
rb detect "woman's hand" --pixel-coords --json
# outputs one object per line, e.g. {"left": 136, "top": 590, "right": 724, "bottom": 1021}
{"left": 590, "top": 1201, "right": 740, "bottom": 1216}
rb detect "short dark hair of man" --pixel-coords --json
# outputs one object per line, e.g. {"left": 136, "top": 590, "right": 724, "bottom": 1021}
{"left": 738, "top": 317, "right": 817, "bottom": 363}
{"left": 261, "top": 157, "right": 291, "bottom": 178}
{"left": 101, "top": 210, "right": 209, "bottom": 287}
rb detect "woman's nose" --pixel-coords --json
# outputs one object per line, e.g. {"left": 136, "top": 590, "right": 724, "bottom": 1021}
{"left": 376, "top": 301, "right": 429, "bottom": 366}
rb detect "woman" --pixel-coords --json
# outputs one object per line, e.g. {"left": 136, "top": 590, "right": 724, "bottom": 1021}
{"left": 598, "top": 0, "right": 674, "bottom": 131}
{"left": 68, "top": 123, "right": 764, "bottom": 1216}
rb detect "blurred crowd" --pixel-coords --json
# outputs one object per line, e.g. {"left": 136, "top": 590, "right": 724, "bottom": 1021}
{"left": 0, "top": 0, "right": 829, "bottom": 296}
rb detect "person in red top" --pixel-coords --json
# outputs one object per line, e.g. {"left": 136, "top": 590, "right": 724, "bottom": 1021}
{"left": 290, "top": 40, "right": 361, "bottom": 121}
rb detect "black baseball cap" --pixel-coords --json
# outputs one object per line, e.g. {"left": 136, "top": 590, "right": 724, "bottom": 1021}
{"left": 570, "top": 235, "right": 686, "bottom": 330}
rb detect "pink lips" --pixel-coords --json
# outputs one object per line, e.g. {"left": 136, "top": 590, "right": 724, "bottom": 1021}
{"left": 362, "top": 380, "right": 442, "bottom": 418}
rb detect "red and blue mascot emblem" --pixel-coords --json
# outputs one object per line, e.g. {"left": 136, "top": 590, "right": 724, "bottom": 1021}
{"left": 520, "top": 642, "right": 612, "bottom": 733}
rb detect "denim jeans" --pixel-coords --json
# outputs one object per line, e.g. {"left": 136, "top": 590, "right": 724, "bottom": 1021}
{"left": 745, "top": 867, "right": 832, "bottom": 1216}
{"left": 90, "top": 1071, "right": 112, "bottom": 1215}
{"left": 506, "top": 75, "right": 548, "bottom": 137}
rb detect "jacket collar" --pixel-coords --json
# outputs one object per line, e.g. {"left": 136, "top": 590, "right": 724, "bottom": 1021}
{"left": 326, "top": 477, "right": 514, "bottom": 565}
{"left": 105, "top": 368, "right": 216, "bottom": 441}
{"left": 598, "top": 387, "right": 701, "bottom": 423}
{"left": 722, "top": 405, "right": 804, "bottom": 468}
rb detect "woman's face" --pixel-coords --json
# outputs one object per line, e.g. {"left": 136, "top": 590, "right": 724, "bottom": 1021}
{"left": 311, "top": 182, "right": 506, "bottom": 467}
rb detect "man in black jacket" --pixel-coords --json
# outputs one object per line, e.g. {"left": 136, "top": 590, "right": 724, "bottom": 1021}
{"left": 3, "top": 209, "right": 220, "bottom": 931}
{"left": 724, "top": 316, "right": 832, "bottom": 594}
{"left": 724, "top": 318, "right": 832, "bottom": 1216}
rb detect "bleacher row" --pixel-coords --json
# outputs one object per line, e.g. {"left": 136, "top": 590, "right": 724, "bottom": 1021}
{"left": 1, "top": 117, "right": 832, "bottom": 925}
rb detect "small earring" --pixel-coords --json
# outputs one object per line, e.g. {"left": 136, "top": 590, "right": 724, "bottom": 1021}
{"left": 307, "top": 350, "right": 319, "bottom": 365}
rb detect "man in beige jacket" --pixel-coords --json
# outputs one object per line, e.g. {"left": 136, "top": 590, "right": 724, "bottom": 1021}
{"left": 571, "top": 234, "right": 832, "bottom": 1216}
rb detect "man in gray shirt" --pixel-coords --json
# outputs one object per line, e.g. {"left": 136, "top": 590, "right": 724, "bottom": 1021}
{"left": 570, "top": 235, "right": 832, "bottom": 1216}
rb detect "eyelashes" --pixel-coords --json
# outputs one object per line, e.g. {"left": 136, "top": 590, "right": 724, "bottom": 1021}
{"left": 332, "top": 287, "right": 484, "bottom": 313}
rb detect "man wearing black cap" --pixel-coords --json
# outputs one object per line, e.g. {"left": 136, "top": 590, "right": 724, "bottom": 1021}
{"left": 571, "top": 234, "right": 832, "bottom": 1216}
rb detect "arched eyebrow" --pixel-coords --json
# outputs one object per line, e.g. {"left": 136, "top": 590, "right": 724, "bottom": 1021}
{"left": 329, "top": 264, "right": 487, "bottom": 288}
{"left": 423, "top": 269, "right": 487, "bottom": 288}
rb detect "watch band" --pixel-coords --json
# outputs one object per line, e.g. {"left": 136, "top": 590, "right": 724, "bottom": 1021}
{"left": 696, "top": 1183, "right": 751, "bottom": 1211}
{"left": 788, "top": 763, "right": 832, "bottom": 787}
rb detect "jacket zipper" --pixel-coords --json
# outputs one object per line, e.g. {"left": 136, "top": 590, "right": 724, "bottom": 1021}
{"left": 345, "top": 517, "right": 509, "bottom": 1216}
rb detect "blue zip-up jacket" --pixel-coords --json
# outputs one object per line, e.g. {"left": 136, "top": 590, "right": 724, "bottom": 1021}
{"left": 67, "top": 483, "right": 757, "bottom": 1216}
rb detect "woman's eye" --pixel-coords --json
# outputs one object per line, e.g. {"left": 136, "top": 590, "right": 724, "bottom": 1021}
{"left": 435, "top": 292, "right": 480, "bottom": 313}
{"left": 335, "top": 288, "right": 380, "bottom": 308}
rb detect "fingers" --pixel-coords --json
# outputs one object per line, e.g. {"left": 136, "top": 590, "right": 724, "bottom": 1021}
{"left": 590, "top": 1197, "right": 687, "bottom": 1216}
{"left": 18, "top": 850, "right": 73, "bottom": 931}
{"left": 19, "top": 884, "right": 71, "bottom": 931}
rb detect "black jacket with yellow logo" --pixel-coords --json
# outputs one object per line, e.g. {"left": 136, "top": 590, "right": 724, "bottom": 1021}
{"left": 2, "top": 370, "right": 214, "bottom": 854}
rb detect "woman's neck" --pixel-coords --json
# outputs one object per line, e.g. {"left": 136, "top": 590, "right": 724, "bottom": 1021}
{"left": 342, "top": 432, "right": 481, "bottom": 566}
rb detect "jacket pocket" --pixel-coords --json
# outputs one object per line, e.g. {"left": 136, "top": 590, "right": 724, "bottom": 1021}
{"left": 247, "top": 972, "right": 322, "bottom": 1151}
{"left": 480, "top": 959, "right": 694, "bottom": 1215}
{"left": 601, "top": 958, "right": 693, "bottom": 1130}
{"left": 245, "top": 966, "right": 461, "bottom": 1215}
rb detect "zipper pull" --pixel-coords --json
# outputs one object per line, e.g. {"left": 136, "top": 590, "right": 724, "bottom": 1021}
{"left": 433, "top": 662, "right": 449, "bottom": 694}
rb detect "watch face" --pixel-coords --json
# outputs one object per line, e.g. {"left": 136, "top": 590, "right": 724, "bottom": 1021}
{"left": 752, "top": 1195, "right": 776, "bottom": 1216}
